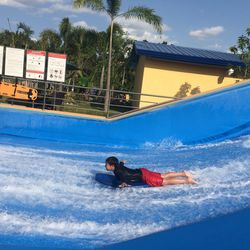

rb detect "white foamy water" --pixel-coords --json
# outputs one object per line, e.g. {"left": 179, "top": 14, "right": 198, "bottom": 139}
{"left": 0, "top": 135, "right": 249, "bottom": 249}
{"left": 0, "top": 211, "right": 165, "bottom": 241}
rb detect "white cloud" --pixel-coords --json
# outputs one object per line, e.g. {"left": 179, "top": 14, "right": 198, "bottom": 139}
{"left": 73, "top": 20, "right": 97, "bottom": 30}
{"left": 31, "top": 37, "right": 38, "bottom": 42}
{"left": 0, "top": 0, "right": 95, "bottom": 14}
{"left": 39, "top": 3, "right": 95, "bottom": 14}
{"left": 1, "top": 0, "right": 176, "bottom": 44}
{"left": 208, "top": 43, "right": 222, "bottom": 50}
{"left": 0, "top": 0, "right": 26, "bottom": 8}
{"left": 189, "top": 26, "right": 224, "bottom": 39}
{"left": 0, "top": 0, "right": 63, "bottom": 8}
{"left": 117, "top": 17, "right": 174, "bottom": 43}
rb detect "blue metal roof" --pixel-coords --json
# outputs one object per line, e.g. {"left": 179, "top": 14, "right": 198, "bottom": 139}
{"left": 133, "top": 41, "right": 244, "bottom": 67}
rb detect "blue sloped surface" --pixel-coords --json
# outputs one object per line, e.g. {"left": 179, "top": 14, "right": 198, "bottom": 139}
{"left": 1, "top": 207, "right": 249, "bottom": 250}
{"left": 0, "top": 134, "right": 249, "bottom": 250}
{"left": 1, "top": 81, "right": 250, "bottom": 146}
{"left": 99, "top": 207, "right": 250, "bottom": 250}
{"left": 0, "top": 81, "right": 250, "bottom": 250}
{"left": 134, "top": 41, "right": 244, "bottom": 67}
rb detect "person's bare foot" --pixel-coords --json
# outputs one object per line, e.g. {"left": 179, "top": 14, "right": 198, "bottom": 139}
{"left": 188, "top": 177, "right": 198, "bottom": 184}
{"left": 184, "top": 171, "right": 193, "bottom": 178}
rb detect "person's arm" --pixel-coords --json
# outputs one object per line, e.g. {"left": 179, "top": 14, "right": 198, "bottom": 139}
{"left": 118, "top": 182, "right": 129, "bottom": 188}
{"left": 116, "top": 172, "right": 128, "bottom": 183}
{"left": 114, "top": 168, "right": 130, "bottom": 188}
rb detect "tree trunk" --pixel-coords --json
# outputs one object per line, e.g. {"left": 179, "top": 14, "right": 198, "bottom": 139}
{"left": 244, "top": 65, "right": 248, "bottom": 78}
{"left": 104, "top": 19, "right": 114, "bottom": 113}
{"left": 121, "top": 66, "right": 126, "bottom": 87}
{"left": 99, "top": 65, "right": 105, "bottom": 95}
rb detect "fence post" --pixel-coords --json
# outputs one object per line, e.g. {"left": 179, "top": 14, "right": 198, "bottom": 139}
{"left": 106, "top": 89, "right": 111, "bottom": 118}
{"left": 43, "top": 82, "right": 47, "bottom": 110}
{"left": 53, "top": 87, "right": 57, "bottom": 110}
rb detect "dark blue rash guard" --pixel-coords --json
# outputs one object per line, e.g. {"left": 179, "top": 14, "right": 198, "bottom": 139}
{"left": 113, "top": 164, "right": 143, "bottom": 184}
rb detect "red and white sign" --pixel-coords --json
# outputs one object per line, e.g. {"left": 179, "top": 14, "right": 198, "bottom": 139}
{"left": 0, "top": 46, "right": 3, "bottom": 75}
{"left": 5, "top": 47, "right": 25, "bottom": 77}
{"left": 47, "top": 53, "right": 67, "bottom": 82}
{"left": 26, "top": 50, "right": 46, "bottom": 80}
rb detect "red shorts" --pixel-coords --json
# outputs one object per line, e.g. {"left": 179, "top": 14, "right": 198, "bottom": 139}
{"left": 140, "top": 168, "right": 163, "bottom": 187}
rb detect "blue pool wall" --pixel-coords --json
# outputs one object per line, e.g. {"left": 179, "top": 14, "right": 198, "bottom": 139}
{"left": 0, "top": 82, "right": 250, "bottom": 250}
{"left": 1, "top": 208, "right": 249, "bottom": 250}
{"left": 0, "top": 81, "right": 250, "bottom": 146}
{"left": 99, "top": 207, "right": 250, "bottom": 250}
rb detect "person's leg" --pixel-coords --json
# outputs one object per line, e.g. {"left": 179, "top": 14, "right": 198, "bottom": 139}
{"left": 161, "top": 171, "right": 192, "bottom": 179}
{"left": 162, "top": 177, "right": 197, "bottom": 186}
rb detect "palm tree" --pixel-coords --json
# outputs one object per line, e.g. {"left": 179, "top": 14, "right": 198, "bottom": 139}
{"left": 38, "top": 29, "right": 62, "bottom": 52}
{"left": 59, "top": 17, "right": 72, "bottom": 54}
{"left": 0, "top": 30, "right": 15, "bottom": 47}
{"left": 16, "top": 22, "right": 34, "bottom": 49}
{"left": 68, "top": 26, "right": 100, "bottom": 82}
{"left": 230, "top": 28, "right": 250, "bottom": 78}
{"left": 73, "top": 0, "right": 163, "bottom": 112}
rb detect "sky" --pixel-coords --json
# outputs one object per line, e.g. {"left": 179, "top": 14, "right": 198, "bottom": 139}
{"left": 0, "top": 0, "right": 249, "bottom": 52}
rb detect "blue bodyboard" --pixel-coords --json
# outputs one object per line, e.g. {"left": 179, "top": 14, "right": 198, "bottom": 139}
{"left": 95, "top": 173, "right": 148, "bottom": 188}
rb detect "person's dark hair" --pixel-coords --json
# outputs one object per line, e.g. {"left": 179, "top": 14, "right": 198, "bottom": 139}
{"left": 105, "top": 156, "right": 124, "bottom": 168}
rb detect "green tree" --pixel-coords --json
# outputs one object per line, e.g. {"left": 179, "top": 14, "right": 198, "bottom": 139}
{"left": 16, "top": 22, "right": 34, "bottom": 49}
{"left": 96, "top": 31, "right": 109, "bottom": 91}
{"left": 59, "top": 17, "right": 72, "bottom": 53}
{"left": 38, "top": 29, "right": 62, "bottom": 52}
{"left": 0, "top": 30, "right": 15, "bottom": 47}
{"left": 66, "top": 25, "right": 101, "bottom": 87}
{"left": 229, "top": 28, "right": 250, "bottom": 79}
{"left": 0, "top": 22, "right": 35, "bottom": 49}
{"left": 106, "top": 23, "right": 133, "bottom": 90}
{"left": 73, "top": 0, "right": 163, "bottom": 112}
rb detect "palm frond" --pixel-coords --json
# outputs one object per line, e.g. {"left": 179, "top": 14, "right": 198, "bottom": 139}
{"left": 73, "top": 0, "right": 105, "bottom": 11}
{"left": 229, "top": 46, "right": 238, "bottom": 54}
{"left": 17, "top": 22, "right": 34, "bottom": 36}
{"left": 246, "top": 28, "right": 250, "bottom": 37}
{"left": 122, "top": 6, "right": 163, "bottom": 33}
{"left": 59, "top": 18, "right": 71, "bottom": 37}
{"left": 106, "top": 0, "right": 121, "bottom": 17}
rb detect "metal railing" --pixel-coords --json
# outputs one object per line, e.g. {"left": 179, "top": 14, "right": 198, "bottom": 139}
{"left": 0, "top": 76, "right": 182, "bottom": 118}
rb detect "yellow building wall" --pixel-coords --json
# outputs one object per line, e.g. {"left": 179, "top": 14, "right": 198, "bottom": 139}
{"left": 135, "top": 57, "right": 242, "bottom": 108}
{"left": 133, "top": 56, "right": 146, "bottom": 107}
